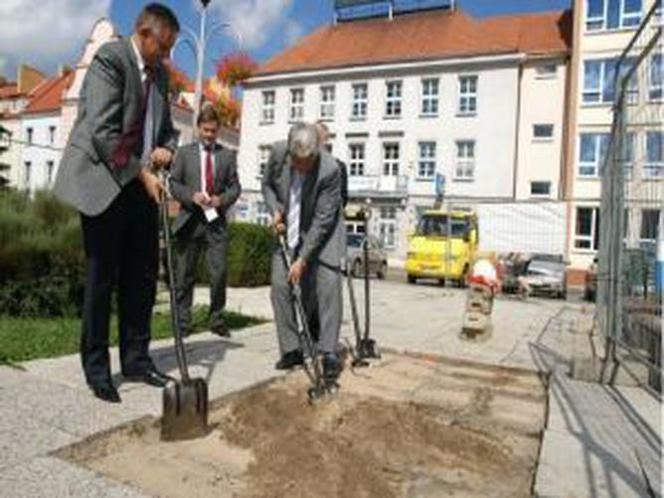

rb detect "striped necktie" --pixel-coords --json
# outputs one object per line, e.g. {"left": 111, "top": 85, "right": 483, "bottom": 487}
{"left": 288, "top": 172, "right": 304, "bottom": 251}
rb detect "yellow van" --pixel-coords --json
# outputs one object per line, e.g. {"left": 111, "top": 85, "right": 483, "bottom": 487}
{"left": 405, "top": 210, "right": 478, "bottom": 285}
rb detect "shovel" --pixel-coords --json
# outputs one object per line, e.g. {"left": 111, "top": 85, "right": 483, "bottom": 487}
{"left": 159, "top": 172, "right": 209, "bottom": 441}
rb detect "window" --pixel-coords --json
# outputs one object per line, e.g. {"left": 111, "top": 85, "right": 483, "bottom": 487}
{"left": 320, "top": 85, "right": 335, "bottom": 119}
{"left": 583, "top": 58, "right": 637, "bottom": 104}
{"left": 575, "top": 207, "right": 600, "bottom": 251}
{"left": 48, "top": 126, "right": 56, "bottom": 145}
{"left": 417, "top": 142, "right": 436, "bottom": 179}
{"left": 46, "top": 160, "right": 54, "bottom": 186}
{"left": 258, "top": 145, "right": 271, "bottom": 178}
{"left": 650, "top": 52, "right": 662, "bottom": 101}
{"left": 645, "top": 131, "right": 663, "bottom": 178}
{"left": 24, "top": 161, "right": 31, "bottom": 188}
{"left": 351, "top": 83, "right": 368, "bottom": 119}
{"left": 385, "top": 81, "right": 402, "bottom": 117}
{"left": 261, "top": 91, "right": 275, "bottom": 123}
{"left": 256, "top": 202, "right": 270, "bottom": 227}
{"left": 533, "top": 124, "right": 554, "bottom": 139}
{"left": 455, "top": 140, "right": 475, "bottom": 180}
{"left": 535, "top": 64, "right": 558, "bottom": 78}
{"left": 579, "top": 133, "right": 610, "bottom": 177}
{"left": 348, "top": 143, "right": 365, "bottom": 176}
{"left": 379, "top": 207, "right": 397, "bottom": 249}
{"left": 26, "top": 127, "right": 33, "bottom": 145}
{"left": 421, "top": 78, "right": 439, "bottom": 116}
{"left": 530, "top": 182, "right": 552, "bottom": 197}
{"left": 458, "top": 75, "right": 478, "bottom": 115}
{"left": 640, "top": 209, "right": 661, "bottom": 241}
{"left": 586, "top": 0, "right": 642, "bottom": 31}
{"left": 382, "top": 143, "right": 400, "bottom": 176}
{"left": 289, "top": 88, "right": 304, "bottom": 121}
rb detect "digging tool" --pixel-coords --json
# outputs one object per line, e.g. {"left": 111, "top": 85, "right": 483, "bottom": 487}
{"left": 278, "top": 234, "right": 335, "bottom": 402}
{"left": 159, "top": 171, "right": 209, "bottom": 441}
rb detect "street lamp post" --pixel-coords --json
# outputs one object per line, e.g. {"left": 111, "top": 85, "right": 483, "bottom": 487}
{"left": 173, "top": 0, "right": 241, "bottom": 129}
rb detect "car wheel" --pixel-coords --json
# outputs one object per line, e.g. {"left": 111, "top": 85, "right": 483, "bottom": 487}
{"left": 352, "top": 260, "right": 362, "bottom": 278}
{"left": 407, "top": 274, "right": 416, "bottom": 284}
{"left": 377, "top": 262, "right": 387, "bottom": 280}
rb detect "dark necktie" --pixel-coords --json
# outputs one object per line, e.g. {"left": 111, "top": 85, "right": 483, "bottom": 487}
{"left": 205, "top": 145, "right": 214, "bottom": 196}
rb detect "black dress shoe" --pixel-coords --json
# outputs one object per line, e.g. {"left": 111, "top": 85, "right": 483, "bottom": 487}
{"left": 89, "top": 383, "right": 121, "bottom": 403}
{"left": 211, "top": 323, "right": 230, "bottom": 338}
{"left": 123, "top": 368, "right": 172, "bottom": 388}
{"left": 322, "top": 353, "right": 341, "bottom": 384}
{"left": 275, "top": 350, "right": 304, "bottom": 370}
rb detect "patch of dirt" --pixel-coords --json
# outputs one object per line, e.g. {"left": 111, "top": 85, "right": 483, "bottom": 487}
{"left": 62, "top": 354, "right": 545, "bottom": 498}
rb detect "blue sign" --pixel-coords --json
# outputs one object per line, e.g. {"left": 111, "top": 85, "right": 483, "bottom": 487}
{"left": 435, "top": 173, "right": 446, "bottom": 198}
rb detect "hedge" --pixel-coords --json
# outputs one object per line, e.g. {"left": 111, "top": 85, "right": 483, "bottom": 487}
{"left": 0, "top": 190, "right": 272, "bottom": 317}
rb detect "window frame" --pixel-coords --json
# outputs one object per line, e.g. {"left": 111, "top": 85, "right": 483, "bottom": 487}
{"left": 645, "top": 131, "right": 663, "bottom": 179}
{"left": 351, "top": 83, "right": 368, "bottom": 120}
{"left": 454, "top": 140, "right": 476, "bottom": 180}
{"left": 348, "top": 143, "right": 365, "bottom": 177}
{"left": 585, "top": 0, "right": 643, "bottom": 32}
{"left": 458, "top": 75, "right": 478, "bottom": 116}
{"left": 421, "top": 78, "right": 439, "bottom": 117}
{"left": 530, "top": 181, "right": 552, "bottom": 197}
{"left": 417, "top": 141, "right": 436, "bottom": 180}
{"left": 382, "top": 142, "right": 400, "bottom": 176}
{"left": 385, "top": 80, "right": 402, "bottom": 118}
{"left": 261, "top": 90, "right": 275, "bottom": 124}
{"left": 319, "top": 85, "right": 335, "bottom": 120}
{"left": 574, "top": 207, "right": 601, "bottom": 251}
{"left": 289, "top": 88, "right": 305, "bottom": 122}
{"left": 578, "top": 132, "right": 610, "bottom": 177}
{"left": 533, "top": 124, "right": 555, "bottom": 140}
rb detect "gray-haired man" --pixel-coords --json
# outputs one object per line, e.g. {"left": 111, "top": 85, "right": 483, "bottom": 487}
{"left": 261, "top": 123, "right": 345, "bottom": 384}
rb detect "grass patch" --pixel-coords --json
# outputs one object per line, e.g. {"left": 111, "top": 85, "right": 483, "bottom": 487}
{"left": 0, "top": 306, "right": 264, "bottom": 364}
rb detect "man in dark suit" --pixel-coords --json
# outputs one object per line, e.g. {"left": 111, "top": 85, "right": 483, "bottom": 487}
{"left": 169, "top": 104, "right": 241, "bottom": 337}
{"left": 262, "top": 123, "right": 345, "bottom": 385}
{"left": 53, "top": 3, "right": 180, "bottom": 403}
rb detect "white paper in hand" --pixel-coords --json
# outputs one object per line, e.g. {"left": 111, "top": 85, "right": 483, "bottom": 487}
{"left": 204, "top": 208, "right": 219, "bottom": 223}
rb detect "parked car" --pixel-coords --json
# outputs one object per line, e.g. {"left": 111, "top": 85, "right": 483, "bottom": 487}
{"left": 522, "top": 255, "right": 568, "bottom": 299}
{"left": 346, "top": 234, "right": 388, "bottom": 279}
{"left": 584, "top": 257, "right": 598, "bottom": 301}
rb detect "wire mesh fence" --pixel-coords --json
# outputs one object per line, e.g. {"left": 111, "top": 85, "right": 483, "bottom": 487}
{"left": 598, "top": 2, "right": 663, "bottom": 398}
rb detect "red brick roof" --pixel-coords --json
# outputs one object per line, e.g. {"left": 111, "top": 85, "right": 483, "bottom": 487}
{"left": 23, "top": 71, "right": 74, "bottom": 115}
{"left": 256, "top": 9, "right": 572, "bottom": 76}
{"left": 0, "top": 83, "right": 21, "bottom": 99}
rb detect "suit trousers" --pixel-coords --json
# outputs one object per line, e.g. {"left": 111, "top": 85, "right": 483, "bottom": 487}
{"left": 80, "top": 180, "right": 158, "bottom": 385}
{"left": 270, "top": 248, "right": 342, "bottom": 356}
{"left": 174, "top": 218, "right": 228, "bottom": 332}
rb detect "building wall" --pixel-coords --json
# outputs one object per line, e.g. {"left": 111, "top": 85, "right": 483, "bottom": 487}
{"left": 567, "top": 0, "right": 661, "bottom": 270}
{"left": 20, "top": 113, "right": 61, "bottom": 191}
{"left": 515, "top": 57, "right": 568, "bottom": 201}
{"left": 0, "top": 117, "right": 23, "bottom": 187}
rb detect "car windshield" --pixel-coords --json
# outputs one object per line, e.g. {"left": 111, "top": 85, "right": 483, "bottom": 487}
{"left": 347, "top": 234, "right": 364, "bottom": 247}
{"left": 416, "top": 215, "right": 468, "bottom": 238}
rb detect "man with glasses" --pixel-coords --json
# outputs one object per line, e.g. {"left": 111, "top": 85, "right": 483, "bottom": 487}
{"left": 53, "top": 3, "right": 180, "bottom": 403}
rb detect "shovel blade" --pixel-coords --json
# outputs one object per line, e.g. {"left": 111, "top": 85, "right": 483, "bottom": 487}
{"left": 161, "top": 377, "right": 209, "bottom": 441}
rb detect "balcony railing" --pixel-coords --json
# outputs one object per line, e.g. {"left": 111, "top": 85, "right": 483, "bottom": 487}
{"left": 348, "top": 174, "right": 408, "bottom": 198}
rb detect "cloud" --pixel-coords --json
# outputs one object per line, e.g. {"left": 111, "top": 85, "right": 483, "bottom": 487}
{"left": 208, "top": 0, "right": 300, "bottom": 50}
{"left": 0, "top": 0, "right": 111, "bottom": 76}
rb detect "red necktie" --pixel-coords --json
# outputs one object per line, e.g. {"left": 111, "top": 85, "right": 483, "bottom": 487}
{"left": 205, "top": 147, "right": 214, "bottom": 196}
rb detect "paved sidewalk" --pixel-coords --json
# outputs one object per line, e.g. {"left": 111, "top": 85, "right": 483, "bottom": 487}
{"left": 0, "top": 280, "right": 660, "bottom": 497}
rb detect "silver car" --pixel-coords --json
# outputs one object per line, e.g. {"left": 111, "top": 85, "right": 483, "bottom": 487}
{"left": 346, "top": 234, "right": 388, "bottom": 279}
{"left": 522, "top": 256, "right": 568, "bottom": 299}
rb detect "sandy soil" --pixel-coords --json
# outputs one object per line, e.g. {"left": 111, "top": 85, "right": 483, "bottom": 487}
{"left": 61, "top": 353, "right": 546, "bottom": 498}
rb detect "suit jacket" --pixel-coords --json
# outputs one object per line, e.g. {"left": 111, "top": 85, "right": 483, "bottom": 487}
{"left": 169, "top": 141, "right": 241, "bottom": 234}
{"left": 53, "top": 37, "right": 178, "bottom": 216}
{"left": 261, "top": 141, "right": 344, "bottom": 267}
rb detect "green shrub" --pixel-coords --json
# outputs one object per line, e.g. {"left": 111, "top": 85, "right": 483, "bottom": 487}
{"left": 193, "top": 222, "right": 273, "bottom": 287}
{"left": 0, "top": 190, "right": 84, "bottom": 317}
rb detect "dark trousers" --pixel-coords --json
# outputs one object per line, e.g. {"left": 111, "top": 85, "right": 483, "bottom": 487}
{"left": 80, "top": 180, "right": 158, "bottom": 386}
{"left": 174, "top": 218, "right": 228, "bottom": 332}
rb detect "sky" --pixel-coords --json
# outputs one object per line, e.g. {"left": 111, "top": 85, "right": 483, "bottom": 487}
{"left": 0, "top": 0, "right": 571, "bottom": 82}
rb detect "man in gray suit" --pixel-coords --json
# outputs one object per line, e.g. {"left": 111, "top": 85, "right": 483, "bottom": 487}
{"left": 262, "top": 122, "right": 345, "bottom": 385}
{"left": 53, "top": 3, "right": 179, "bottom": 403}
{"left": 169, "top": 104, "right": 241, "bottom": 337}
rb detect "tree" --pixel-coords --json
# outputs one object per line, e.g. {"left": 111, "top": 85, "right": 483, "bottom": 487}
{"left": 214, "top": 52, "right": 257, "bottom": 128}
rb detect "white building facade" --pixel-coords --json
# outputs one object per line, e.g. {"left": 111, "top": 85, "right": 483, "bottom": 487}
{"left": 237, "top": 8, "right": 571, "bottom": 262}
